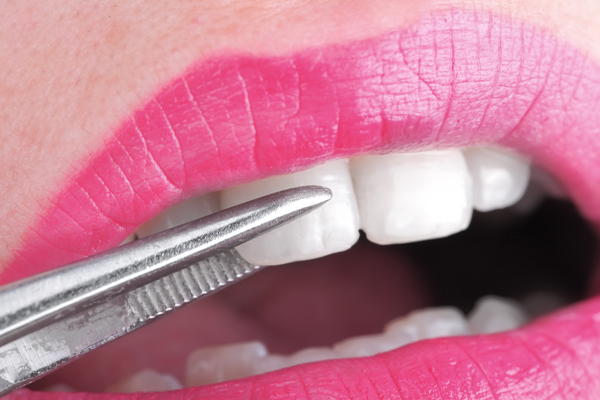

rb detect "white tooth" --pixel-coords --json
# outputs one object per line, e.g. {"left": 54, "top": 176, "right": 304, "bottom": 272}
{"left": 220, "top": 160, "right": 360, "bottom": 265}
{"left": 385, "top": 307, "right": 469, "bottom": 340}
{"left": 509, "top": 180, "right": 545, "bottom": 216}
{"left": 463, "top": 147, "right": 530, "bottom": 212}
{"left": 185, "top": 341, "right": 268, "bottom": 387}
{"left": 252, "top": 348, "right": 336, "bottom": 376}
{"left": 120, "top": 233, "right": 137, "bottom": 245}
{"left": 105, "top": 369, "right": 182, "bottom": 393}
{"left": 333, "top": 331, "right": 413, "bottom": 358}
{"left": 286, "top": 347, "right": 337, "bottom": 367}
{"left": 351, "top": 150, "right": 472, "bottom": 244}
{"left": 468, "top": 296, "right": 528, "bottom": 334}
{"left": 530, "top": 165, "right": 567, "bottom": 199}
{"left": 41, "top": 383, "right": 77, "bottom": 392}
{"left": 252, "top": 354, "right": 290, "bottom": 375}
{"left": 136, "top": 193, "right": 219, "bottom": 238}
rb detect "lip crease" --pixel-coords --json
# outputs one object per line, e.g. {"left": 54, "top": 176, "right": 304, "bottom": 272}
{"left": 3, "top": 7, "right": 600, "bottom": 399}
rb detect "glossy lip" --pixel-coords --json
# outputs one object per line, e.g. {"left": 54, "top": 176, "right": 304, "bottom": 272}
{"left": 4, "top": 7, "right": 600, "bottom": 399}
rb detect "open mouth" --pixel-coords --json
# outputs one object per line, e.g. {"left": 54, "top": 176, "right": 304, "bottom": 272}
{"left": 4, "top": 6, "right": 600, "bottom": 399}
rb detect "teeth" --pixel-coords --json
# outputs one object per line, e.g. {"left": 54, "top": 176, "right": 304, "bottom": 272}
{"left": 185, "top": 341, "right": 268, "bottom": 387}
{"left": 332, "top": 307, "right": 469, "bottom": 361}
{"left": 136, "top": 193, "right": 219, "bottom": 238}
{"left": 530, "top": 165, "right": 567, "bottom": 199}
{"left": 133, "top": 146, "right": 533, "bottom": 252}
{"left": 252, "top": 347, "right": 337, "bottom": 376}
{"left": 508, "top": 179, "right": 546, "bottom": 216}
{"left": 120, "top": 233, "right": 137, "bottom": 245}
{"left": 98, "top": 145, "right": 547, "bottom": 393}
{"left": 332, "top": 331, "right": 413, "bottom": 358}
{"left": 105, "top": 369, "right": 182, "bottom": 393}
{"left": 145, "top": 296, "right": 539, "bottom": 390}
{"left": 351, "top": 150, "right": 472, "bottom": 244}
{"left": 41, "top": 383, "right": 77, "bottom": 392}
{"left": 286, "top": 347, "right": 337, "bottom": 366}
{"left": 463, "top": 147, "right": 530, "bottom": 212}
{"left": 467, "top": 296, "right": 528, "bottom": 334}
{"left": 384, "top": 306, "right": 469, "bottom": 339}
{"left": 252, "top": 354, "right": 289, "bottom": 375}
{"left": 220, "top": 160, "right": 360, "bottom": 265}
{"left": 98, "top": 295, "right": 542, "bottom": 391}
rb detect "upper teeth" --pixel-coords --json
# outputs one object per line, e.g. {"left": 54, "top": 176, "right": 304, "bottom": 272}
{"left": 136, "top": 192, "right": 220, "bottom": 238}
{"left": 351, "top": 149, "right": 472, "bottom": 245}
{"left": 135, "top": 146, "right": 531, "bottom": 265}
{"left": 220, "top": 159, "right": 360, "bottom": 265}
{"left": 463, "top": 147, "right": 531, "bottom": 212}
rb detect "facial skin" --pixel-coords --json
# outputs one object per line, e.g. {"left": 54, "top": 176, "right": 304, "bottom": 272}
{"left": 1, "top": 0, "right": 600, "bottom": 396}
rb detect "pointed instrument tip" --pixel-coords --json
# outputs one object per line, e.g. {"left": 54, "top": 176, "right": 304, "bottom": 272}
{"left": 297, "top": 184, "right": 333, "bottom": 204}
{"left": 274, "top": 185, "right": 333, "bottom": 215}
{"left": 248, "top": 185, "right": 333, "bottom": 235}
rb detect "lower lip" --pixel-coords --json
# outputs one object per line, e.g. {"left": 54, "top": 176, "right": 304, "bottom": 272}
{"left": 4, "top": 7, "right": 600, "bottom": 400}
{"left": 16, "top": 297, "right": 600, "bottom": 399}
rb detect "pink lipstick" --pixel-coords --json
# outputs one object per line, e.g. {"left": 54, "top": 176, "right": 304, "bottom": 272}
{"left": 3, "top": 7, "right": 600, "bottom": 399}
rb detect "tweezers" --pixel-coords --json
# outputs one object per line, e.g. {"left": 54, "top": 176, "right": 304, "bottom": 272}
{"left": 0, "top": 185, "right": 331, "bottom": 396}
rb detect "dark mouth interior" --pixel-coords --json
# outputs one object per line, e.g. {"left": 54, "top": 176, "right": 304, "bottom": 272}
{"left": 402, "top": 197, "right": 598, "bottom": 314}
{"left": 30, "top": 194, "right": 599, "bottom": 393}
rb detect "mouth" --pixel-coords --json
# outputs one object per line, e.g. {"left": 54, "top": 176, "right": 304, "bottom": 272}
{"left": 4, "top": 6, "right": 600, "bottom": 399}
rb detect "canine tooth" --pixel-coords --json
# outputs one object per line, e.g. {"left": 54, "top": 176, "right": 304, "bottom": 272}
{"left": 530, "top": 165, "right": 567, "bottom": 199}
{"left": 41, "top": 383, "right": 77, "bottom": 392}
{"left": 252, "top": 354, "right": 289, "bottom": 375}
{"left": 351, "top": 150, "right": 472, "bottom": 244}
{"left": 468, "top": 296, "right": 528, "bottom": 334}
{"left": 136, "top": 193, "right": 219, "bottom": 238}
{"left": 185, "top": 341, "right": 268, "bottom": 387}
{"left": 120, "top": 233, "right": 136, "bottom": 245}
{"left": 254, "top": 347, "right": 336, "bottom": 374}
{"left": 463, "top": 147, "right": 530, "bottom": 212}
{"left": 385, "top": 307, "right": 469, "bottom": 340}
{"left": 286, "top": 347, "right": 337, "bottom": 366}
{"left": 220, "top": 160, "right": 360, "bottom": 265}
{"left": 333, "top": 331, "right": 413, "bottom": 358}
{"left": 509, "top": 179, "right": 546, "bottom": 215}
{"left": 105, "top": 369, "right": 182, "bottom": 393}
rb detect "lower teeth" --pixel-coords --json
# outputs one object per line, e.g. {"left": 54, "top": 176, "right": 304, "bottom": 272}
{"left": 105, "top": 370, "right": 183, "bottom": 393}
{"left": 181, "top": 295, "right": 529, "bottom": 389}
{"left": 44, "top": 293, "right": 561, "bottom": 393}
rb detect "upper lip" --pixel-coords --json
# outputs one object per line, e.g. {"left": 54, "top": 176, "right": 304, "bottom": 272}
{"left": 4, "top": 7, "right": 600, "bottom": 399}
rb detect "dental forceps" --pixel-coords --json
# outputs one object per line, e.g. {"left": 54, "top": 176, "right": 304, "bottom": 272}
{"left": 0, "top": 185, "right": 331, "bottom": 396}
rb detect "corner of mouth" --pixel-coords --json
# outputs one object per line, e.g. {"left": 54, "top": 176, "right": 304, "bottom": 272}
{"left": 4, "top": 5, "right": 600, "bottom": 399}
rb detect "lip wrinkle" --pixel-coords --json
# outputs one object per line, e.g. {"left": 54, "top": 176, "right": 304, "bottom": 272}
{"left": 6, "top": 9, "right": 600, "bottom": 282}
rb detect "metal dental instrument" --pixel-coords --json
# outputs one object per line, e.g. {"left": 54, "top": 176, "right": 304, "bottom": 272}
{"left": 0, "top": 185, "right": 332, "bottom": 396}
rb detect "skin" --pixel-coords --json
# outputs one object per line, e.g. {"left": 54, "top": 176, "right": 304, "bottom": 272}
{"left": 1, "top": 0, "right": 599, "bottom": 395}
{"left": 1, "top": 0, "right": 600, "bottom": 272}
